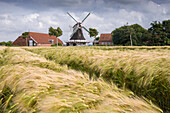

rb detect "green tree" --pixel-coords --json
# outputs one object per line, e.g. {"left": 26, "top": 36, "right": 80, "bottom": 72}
{"left": 95, "top": 37, "right": 100, "bottom": 41}
{"left": 112, "top": 25, "right": 128, "bottom": 46}
{"left": 0, "top": 41, "right": 13, "bottom": 46}
{"left": 112, "top": 24, "right": 149, "bottom": 46}
{"left": 5, "top": 41, "right": 13, "bottom": 46}
{"left": 0, "top": 41, "right": 6, "bottom": 46}
{"left": 131, "top": 24, "right": 150, "bottom": 45}
{"left": 49, "top": 27, "right": 63, "bottom": 46}
{"left": 22, "top": 32, "right": 29, "bottom": 46}
{"left": 89, "top": 28, "right": 99, "bottom": 39}
{"left": 148, "top": 21, "right": 167, "bottom": 46}
{"left": 162, "top": 20, "right": 170, "bottom": 45}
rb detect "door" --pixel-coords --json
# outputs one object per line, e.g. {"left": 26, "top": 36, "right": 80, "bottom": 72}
{"left": 73, "top": 43, "right": 77, "bottom": 46}
{"left": 29, "top": 40, "right": 33, "bottom": 46}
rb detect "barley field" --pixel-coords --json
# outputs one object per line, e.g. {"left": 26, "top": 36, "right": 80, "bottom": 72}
{"left": 0, "top": 46, "right": 169, "bottom": 113}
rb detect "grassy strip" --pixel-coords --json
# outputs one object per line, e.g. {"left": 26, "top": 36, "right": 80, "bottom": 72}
{"left": 25, "top": 47, "right": 170, "bottom": 112}
{"left": 0, "top": 47, "right": 162, "bottom": 112}
{"left": 91, "top": 46, "right": 170, "bottom": 51}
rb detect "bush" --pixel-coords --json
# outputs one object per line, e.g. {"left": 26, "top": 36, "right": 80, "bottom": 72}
{"left": 0, "top": 41, "right": 13, "bottom": 46}
{"left": 51, "top": 43, "right": 62, "bottom": 46}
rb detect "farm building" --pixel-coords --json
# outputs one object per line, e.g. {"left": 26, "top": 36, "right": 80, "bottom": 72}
{"left": 99, "top": 33, "right": 113, "bottom": 45}
{"left": 12, "top": 32, "right": 63, "bottom": 46}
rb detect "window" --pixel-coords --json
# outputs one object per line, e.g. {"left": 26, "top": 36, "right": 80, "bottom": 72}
{"left": 108, "top": 42, "right": 111, "bottom": 45}
{"left": 101, "top": 42, "right": 104, "bottom": 45}
{"left": 49, "top": 39, "right": 54, "bottom": 44}
{"left": 105, "top": 42, "right": 107, "bottom": 45}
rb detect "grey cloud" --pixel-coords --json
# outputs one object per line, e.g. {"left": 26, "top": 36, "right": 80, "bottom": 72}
{"left": 152, "top": 0, "right": 170, "bottom": 4}
{"left": 103, "top": 0, "right": 141, "bottom": 4}
{"left": 0, "top": 0, "right": 169, "bottom": 13}
{"left": 0, "top": 0, "right": 95, "bottom": 11}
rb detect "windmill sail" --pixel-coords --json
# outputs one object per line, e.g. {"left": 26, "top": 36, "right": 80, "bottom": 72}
{"left": 82, "top": 13, "right": 90, "bottom": 23}
{"left": 67, "top": 12, "right": 78, "bottom": 23}
{"left": 82, "top": 26, "right": 89, "bottom": 33}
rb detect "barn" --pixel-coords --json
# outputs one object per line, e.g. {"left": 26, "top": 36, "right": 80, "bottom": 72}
{"left": 99, "top": 33, "right": 113, "bottom": 45}
{"left": 12, "top": 32, "right": 63, "bottom": 46}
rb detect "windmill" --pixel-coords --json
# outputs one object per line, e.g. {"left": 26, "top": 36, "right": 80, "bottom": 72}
{"left": 66, "top": 12, "right": 91, "bottom": 46}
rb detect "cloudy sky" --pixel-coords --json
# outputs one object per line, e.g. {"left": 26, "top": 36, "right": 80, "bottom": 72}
{"left": 0, "top": 0, "right": 170, "bottom": 42}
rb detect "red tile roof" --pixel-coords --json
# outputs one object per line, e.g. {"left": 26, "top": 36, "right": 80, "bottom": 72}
{"left": 26, "top": 32, "right": 63, "bottom": 44}
{"left": 99, "top": 33, "right": 113, "bottom": 42}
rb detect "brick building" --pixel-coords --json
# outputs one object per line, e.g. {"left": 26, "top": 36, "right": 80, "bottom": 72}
{"left": 12, "top": 32, "right": 63, "bottom": 46}
{"left": 99, "top": 33, "right": 113, "bottom": 45}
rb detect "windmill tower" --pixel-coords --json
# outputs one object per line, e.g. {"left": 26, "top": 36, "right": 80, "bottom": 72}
{"left": 66, "top": 12, "right": 90, "bottom": 46}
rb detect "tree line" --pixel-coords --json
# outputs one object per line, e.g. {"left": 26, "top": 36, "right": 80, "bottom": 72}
{"left": 0, "top": 41, "right": 13, "bottom": 46}
{"left": 112, "top": 20, "right": 170, "bottom": 46}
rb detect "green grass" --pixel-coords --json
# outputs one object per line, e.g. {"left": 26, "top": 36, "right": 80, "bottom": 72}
{"left": 24, "top": 46, "right": 170, "bottom": 112}
{"left": 0, "top": 47, "right": 162, "bottom": 113}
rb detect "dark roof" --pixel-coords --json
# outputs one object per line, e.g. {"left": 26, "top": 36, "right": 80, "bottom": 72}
{"left": 99, "top": 34, "right": 113, "bottom": 42}
{"left": 70, "top": 29, "right": 85, "bottom": 40}
{"left": 28, "top": 32, "right": 63, "bottom": 44}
